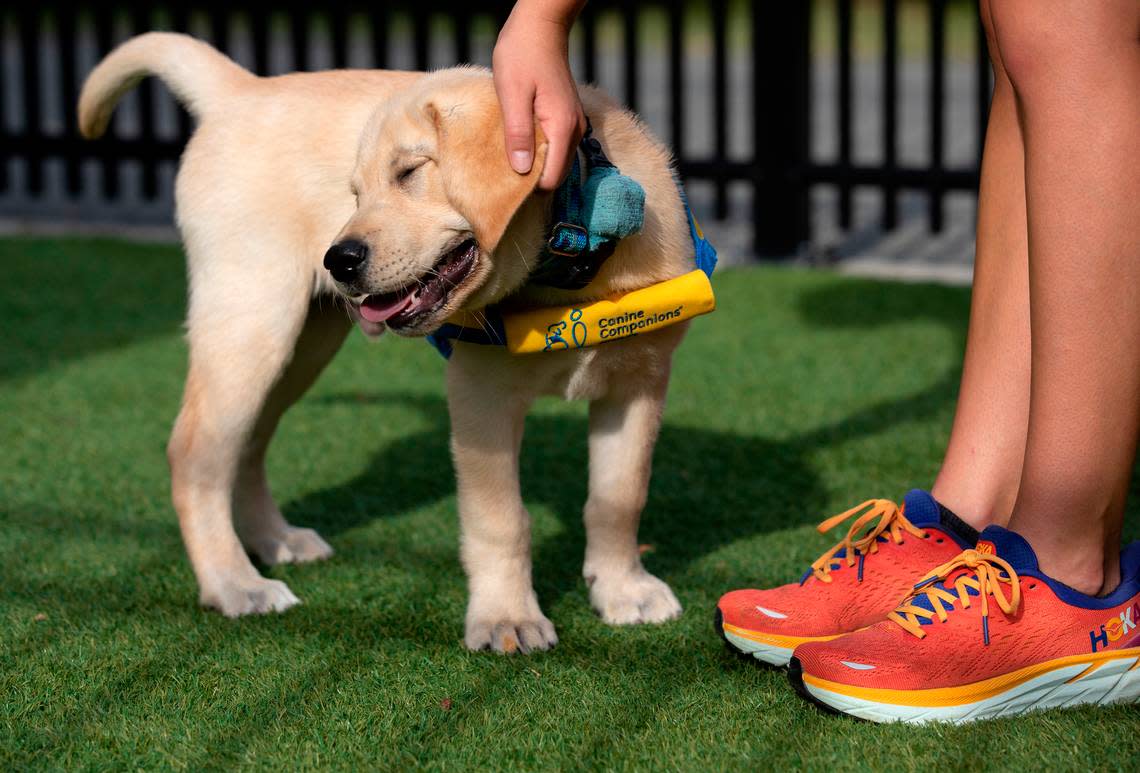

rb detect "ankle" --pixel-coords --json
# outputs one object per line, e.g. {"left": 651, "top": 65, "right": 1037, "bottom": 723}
{"left": 1098, "top": 561, "right": 1123, "bottom": 597}
{"left": 928, "top": 483, "right": 1013, "bottom": 533}
{"left": 1010, "top": 523, "right": 1120, "bottom": 596}
{"left": 1051, "top": 561, "right": 1103, "bottom": 596}
{"left": 1007, "top": 486, "right": 1127, "bottom": 595}
{"left": 1036, "top": 556, "right": 1116, "bottom": 597}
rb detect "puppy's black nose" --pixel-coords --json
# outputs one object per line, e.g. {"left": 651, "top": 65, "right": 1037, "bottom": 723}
{"left": 323, "top": 239, "right": 369, "bottom": 283}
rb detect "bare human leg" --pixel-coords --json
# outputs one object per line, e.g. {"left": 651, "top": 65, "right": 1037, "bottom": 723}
{"left": 930, "top": 0, "right": 1031, "bottom": 530}
{"left": 994, "top": 0, "right": 1140, "bottom": 594}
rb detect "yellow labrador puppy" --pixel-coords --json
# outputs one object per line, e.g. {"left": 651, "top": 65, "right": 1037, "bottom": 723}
{"left": 81, "top": 33, "right": 698, "bottom": 652}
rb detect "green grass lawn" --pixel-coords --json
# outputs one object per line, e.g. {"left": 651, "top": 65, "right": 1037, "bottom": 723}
{"left": 3, "top": 236, "right": 1138, "bottom": 770}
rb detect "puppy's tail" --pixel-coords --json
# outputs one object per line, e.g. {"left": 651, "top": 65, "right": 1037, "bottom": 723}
{"left": 79, "top": 32, "right": 254, "bottom": 139}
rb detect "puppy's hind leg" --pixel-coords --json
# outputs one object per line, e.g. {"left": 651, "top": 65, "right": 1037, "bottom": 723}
{"left": 168, "top": 258, "right": 334, "bottom": 617}
{"left": 583, "top": 372, "right": 682, "bottom": 625}
{"left": 233, "top": 300, "right": 350, "bottom": 565}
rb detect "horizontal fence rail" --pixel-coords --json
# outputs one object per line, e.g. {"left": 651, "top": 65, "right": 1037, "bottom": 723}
{"left": 1, "top": 0, "right": 990, "bottom": 257}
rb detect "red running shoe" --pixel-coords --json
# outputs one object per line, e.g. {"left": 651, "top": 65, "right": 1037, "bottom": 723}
{"left": 791, "top": 526, "right": 1140, "bottom": 723}
{"left": 716, "top": 490, "right": 976, "bottom": 666}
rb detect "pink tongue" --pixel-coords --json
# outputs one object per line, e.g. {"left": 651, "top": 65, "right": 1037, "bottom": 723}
{"left": 359, "top": 293, "right": 414, "bottom": 323}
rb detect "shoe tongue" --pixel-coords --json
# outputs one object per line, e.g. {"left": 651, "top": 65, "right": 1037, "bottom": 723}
{"left": 902, "top": 489, "right": 941, "bottom": 526}
{"left": 976, "top": 525, "right": 1039, "bottom": 573}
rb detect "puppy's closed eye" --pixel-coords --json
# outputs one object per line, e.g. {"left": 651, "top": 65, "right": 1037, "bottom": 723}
{"left": 396, "top": 159, "right": 428, "bottom": 186}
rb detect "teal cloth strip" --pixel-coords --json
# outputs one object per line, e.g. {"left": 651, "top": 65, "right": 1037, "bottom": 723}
{"left": 547, "top": 156, "right": 588, "bottom": 256}
{"left": 531, "top": 123, "right": 646, "bottom": 289}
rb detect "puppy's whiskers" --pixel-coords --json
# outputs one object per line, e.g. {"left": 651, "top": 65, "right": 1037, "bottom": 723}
{"left": 473, "top": 309, "right": 502, "bottom": 343}
{"left": 512, "top": 238, "right": 531, "bottom": 272}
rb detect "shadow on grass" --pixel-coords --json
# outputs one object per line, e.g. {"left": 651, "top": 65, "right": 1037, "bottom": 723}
{"left": 286, "top": 276, "right": 971, "bottom": 612}
{"left": 1, "top": 274, "right": 972, "bottom": 631}
{"left": 293, "top": 374, "right": 961, "bottom": 607}
{"left": 795, "top": 273, "right": 970, "bottom": 334}
{"left": 0, "top": 237, "right": 187, "bottom": 382}
{"left": 0, "top": 274, "right": 997, "bottom": 766}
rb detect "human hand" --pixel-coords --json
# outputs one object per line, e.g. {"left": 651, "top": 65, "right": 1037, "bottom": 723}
{"left": 493, "top": 0, "right": 587, "bottom": 191}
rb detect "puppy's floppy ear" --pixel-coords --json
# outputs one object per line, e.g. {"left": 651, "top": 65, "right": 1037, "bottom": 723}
{"left": 426, "top": 91, "right": 549, "bottom": 252}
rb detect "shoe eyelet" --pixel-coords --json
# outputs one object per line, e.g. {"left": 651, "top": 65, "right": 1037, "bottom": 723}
{"left": 936, "top": 538, "right": 944, "bottom": 544}
{"left": 1029, "top": 583, "right": 1037, "bottom": 590}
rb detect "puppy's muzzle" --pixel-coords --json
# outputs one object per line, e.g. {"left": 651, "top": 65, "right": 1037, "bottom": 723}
{"left": 324, "top": 239, "right": 369, "bottom": 283}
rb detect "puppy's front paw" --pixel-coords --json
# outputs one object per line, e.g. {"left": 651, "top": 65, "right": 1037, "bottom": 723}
{"left": 465, "top": 614, "right": 558, "bottom": 654}
{"left": 201, "top": 575, "right": 301, "bottom": 617}
{"left": 244, "top": 526, "right": 334, "bottom": 566}
{"left": 588, "top": 569, "right": 682, "bottom": 625}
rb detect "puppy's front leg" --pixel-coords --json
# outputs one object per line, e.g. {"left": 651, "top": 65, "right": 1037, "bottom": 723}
{"left": 447, "top": 359, "right": 556, "bottom": 653}
{"left": 583, "top": 374, "right": 682, "bottom": 625}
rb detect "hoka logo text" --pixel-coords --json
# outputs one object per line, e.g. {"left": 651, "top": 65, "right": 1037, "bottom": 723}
{"left": 1089, "top": 602, "right": 1140, "bottom": 652}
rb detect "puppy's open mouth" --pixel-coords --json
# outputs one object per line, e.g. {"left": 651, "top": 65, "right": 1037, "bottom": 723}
{"left": 357, "top": 239, "right": 478, "bottom": 330}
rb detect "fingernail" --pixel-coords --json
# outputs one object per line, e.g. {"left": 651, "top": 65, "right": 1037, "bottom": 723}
{"left": 510, "top": 150, "right": 532, "bottom": 173}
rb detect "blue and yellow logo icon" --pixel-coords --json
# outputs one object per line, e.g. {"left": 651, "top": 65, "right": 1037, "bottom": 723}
{"left": 543, "top": 309, "right": 588, "bottom": 351}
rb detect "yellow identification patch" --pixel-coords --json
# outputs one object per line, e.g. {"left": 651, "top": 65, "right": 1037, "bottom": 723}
{"left": 500, "top": 269, "right": 716, "bottom": 355}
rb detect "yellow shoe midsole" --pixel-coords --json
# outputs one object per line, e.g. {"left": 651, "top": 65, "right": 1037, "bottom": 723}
{"left": 721, "top": 622, "right": 845, "bottom": 650}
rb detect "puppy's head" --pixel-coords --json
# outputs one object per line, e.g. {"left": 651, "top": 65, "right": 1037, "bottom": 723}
{"left": 327, "top": 68, "right": 549, "bottom": 336}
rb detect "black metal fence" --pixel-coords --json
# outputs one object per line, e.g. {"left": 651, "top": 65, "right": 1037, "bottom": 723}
{"left": 0, "top": 1, "right": 990, "bottom": 257}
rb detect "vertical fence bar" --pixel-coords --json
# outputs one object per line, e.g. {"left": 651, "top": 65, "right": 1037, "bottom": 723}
{"left": 581, "top": 5, "right": 596, "bottom": 85}
{"left": 58, "top": 7, "right": 83, "bottom": 195}
{"left": 752, "top": 1, "right": 811, "bottom": 256}
{"left": 291, "top": 8, "right": 310, "bottom": 71}
{"left": 667, "top": 0, "right": 684, "bottom": 158}
{"left": 413, "top": 8, "right": 430, "bottom": 70}
{"left": 0, "top": 11, "right": 8, "bottom": 193}
{"left": 929, "top": 0, "right": 945, "bottom": 231}
{"left": 93, "top": 4, "right": 118, "bottom": 198}
{"left": 881, "top": 0, "right": 898, "bottom": 230}
{"left": 251, "top": 9, "right": 270, "bottom": 75}
{"left": 975, "top": 7, "right": 990, "bottom": 169}
{"left": 169, "top": 5, "right": 189, "bottom": 36}
{"left": 837, "top": 0, "right": 853, "bottom": 229}
{"left": 454, "top": 9, "right": 471, "bottom": 64}
{"left": 622, "top": 0, "right": 638, "bottom": 112}
{"left": 330, "top": 7, "right": 348, "bottom": 69}
{"left": 488, "top": 3, "right": 510, "bottom": 72}
{"left": 711, "top": 0, "right": 727, "bottom": 219}
{"left": 371, "top": 9, "right": 388, "bottom": 68}
{"left": 170, "top": 5, "right": 192, "bottom": 138}
{"left": 16, "top": 8, "right": 44, "bottom": 194}
{"left": 209, "top": 7, "right": 230, "bottom": 56}
{"left": 129, "top": 3, "right": 159, "bottom": 199}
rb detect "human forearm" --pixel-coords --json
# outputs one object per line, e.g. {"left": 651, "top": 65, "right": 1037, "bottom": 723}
{"left": 493, "top": 0, "right": 587, "bottom": 189}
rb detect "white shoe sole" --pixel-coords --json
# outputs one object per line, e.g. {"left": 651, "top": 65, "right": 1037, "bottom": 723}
{"left": 794, "top": 648, "right": 1140, "bottom": 724}
{"left": 715, "top": 609, "right": 843, "bottom": 668}
{"left": 722, "top": 626, "right": 795, "bottom": 667}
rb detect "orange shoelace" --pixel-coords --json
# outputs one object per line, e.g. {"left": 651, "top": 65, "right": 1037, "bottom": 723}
{"left": 888, "top": 549, "right": 1021, "bottom": 645}
{"left": 808, "top": 499, "right": 928, "bottom": 583}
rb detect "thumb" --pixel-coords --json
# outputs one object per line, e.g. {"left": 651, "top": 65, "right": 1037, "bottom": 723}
{"left": 498, "top": 80, "right": 537, "bottom": 174}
